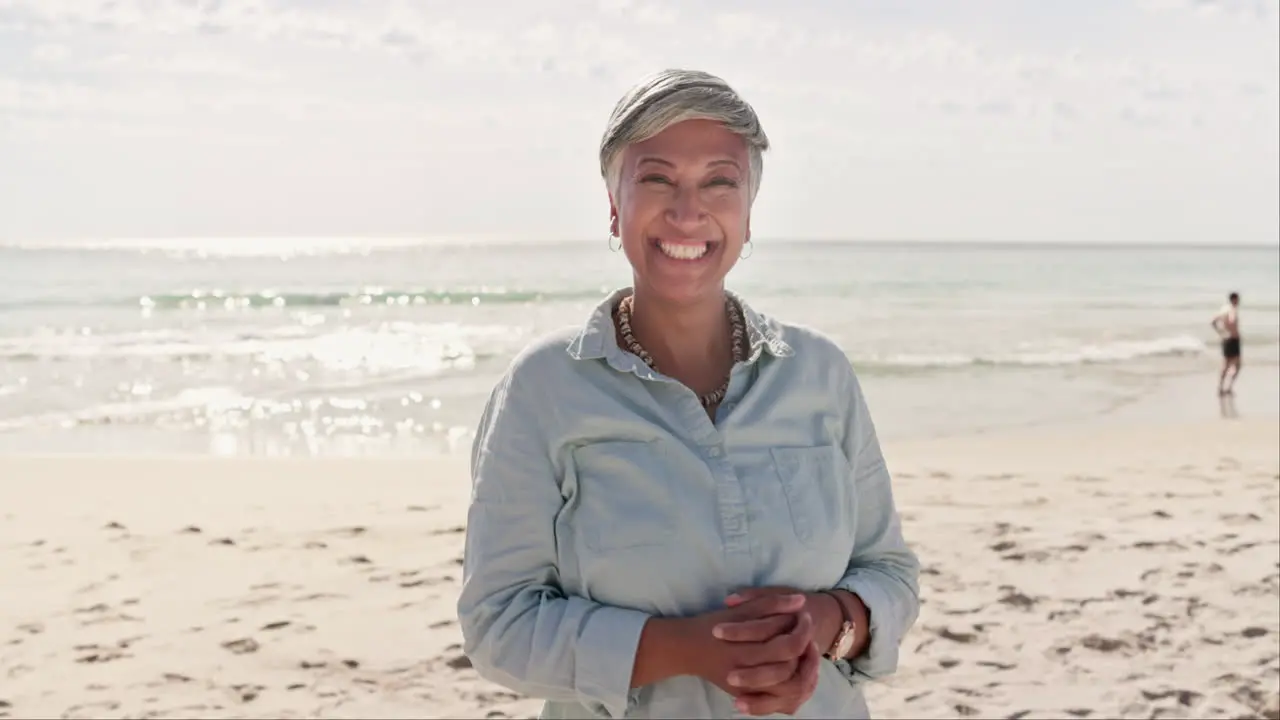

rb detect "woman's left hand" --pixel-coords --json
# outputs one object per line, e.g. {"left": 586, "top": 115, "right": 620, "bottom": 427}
{"left": 714, "top": 586, "right": 829, "bottom": 715}
{"left": 729, "top": 639, "right": 822, "bottom": 716}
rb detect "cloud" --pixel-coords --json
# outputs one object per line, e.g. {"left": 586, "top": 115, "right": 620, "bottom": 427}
{"left": 1137, "top": 0, "right": 1280, "bottom": 20}
{"left": 31, "top": 44, "right": 286, "bottom": 84}
{"left": 0, "top": 0, "right": 363, "bottom": 45}
{"left": 0, "top": 0, "right": 1275, "bottom": 243}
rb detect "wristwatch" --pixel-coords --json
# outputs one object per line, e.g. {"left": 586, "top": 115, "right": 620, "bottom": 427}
{"left": 820, "top": 590, "right": 857, "bottom": 660}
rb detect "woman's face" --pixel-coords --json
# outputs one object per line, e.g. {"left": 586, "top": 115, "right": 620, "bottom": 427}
{"left": 610, "top": 119, "right": 751, "bottom": 307}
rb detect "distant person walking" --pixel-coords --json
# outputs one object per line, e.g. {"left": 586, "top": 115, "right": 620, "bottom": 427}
{"left": 1211, "top": 292, "right": 1242, "bottom": 395}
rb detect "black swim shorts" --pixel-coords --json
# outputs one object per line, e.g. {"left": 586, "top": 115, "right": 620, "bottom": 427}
{"left": 1222, "top": 337, "right": 1241, "bottom": 359}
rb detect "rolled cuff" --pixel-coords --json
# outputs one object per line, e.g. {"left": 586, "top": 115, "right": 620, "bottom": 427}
{"left": 833, "top": 572, "right": 902, "bottom": 682}
{"left": 573, "top": 603, "right": 651, "bottom": 718}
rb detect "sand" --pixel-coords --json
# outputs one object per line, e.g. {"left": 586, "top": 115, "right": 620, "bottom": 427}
{"left": 1, "top": 418, "right": 1277, "bottom": 720}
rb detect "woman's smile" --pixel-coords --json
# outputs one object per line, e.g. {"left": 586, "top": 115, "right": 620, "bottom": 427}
{"left": 653, "top": 237, "right": 717, "bottom": 262}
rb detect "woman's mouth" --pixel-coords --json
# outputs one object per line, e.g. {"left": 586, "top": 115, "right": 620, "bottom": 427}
{"left": 654, "top": 239, "right": 712, "bottom": 261}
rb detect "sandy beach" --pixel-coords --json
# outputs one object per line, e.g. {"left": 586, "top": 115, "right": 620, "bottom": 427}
{"left": 2, "top": 417, "right": 1277, "bottom": 720}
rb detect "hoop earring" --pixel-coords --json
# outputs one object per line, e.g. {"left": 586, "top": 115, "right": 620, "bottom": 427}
{"left": 608, "top": 233, "right": 621, "bottom": 252}
{"left": 740, "top": 239, "right": 754, "bottom": 259}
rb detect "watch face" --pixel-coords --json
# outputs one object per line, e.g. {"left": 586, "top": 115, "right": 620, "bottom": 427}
{"left": 836, "top": 628, "right": 855, "bottom": 658}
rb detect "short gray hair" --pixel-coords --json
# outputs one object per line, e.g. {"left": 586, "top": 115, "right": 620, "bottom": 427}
{"left": 599, "top": 69, "right": 770, "bottom": 204}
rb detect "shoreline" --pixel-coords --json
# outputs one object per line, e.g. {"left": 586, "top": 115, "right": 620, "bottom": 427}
{"left": 0, "top": 360, "right": 1275, "bottom": 459}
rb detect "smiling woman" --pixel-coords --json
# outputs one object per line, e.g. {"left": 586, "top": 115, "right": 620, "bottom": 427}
{"left": 456, "top": 69, "right": 920, "bottom": 719}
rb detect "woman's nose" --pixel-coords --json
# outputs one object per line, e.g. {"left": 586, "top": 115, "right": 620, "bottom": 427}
{"left": 665, "top": 187, "right": 706, "bottom": 228}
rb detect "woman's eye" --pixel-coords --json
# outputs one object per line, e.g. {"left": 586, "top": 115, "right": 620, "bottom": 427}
{"left": 707, "top": 177, "right": 739, "bottom": 188}
{"left": 640, "top": 175, "right": 673, "bottom": 185}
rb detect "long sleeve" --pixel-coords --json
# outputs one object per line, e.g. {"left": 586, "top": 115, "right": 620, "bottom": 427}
{"left": 832, "top": 368, "right": 921, "bottom": 682}
{"left": 455, "top": 366, "right": 651, "bottom": 718}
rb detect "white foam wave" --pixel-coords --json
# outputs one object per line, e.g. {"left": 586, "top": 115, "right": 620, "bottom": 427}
{"left": 0, "top": 235, "right": 555, "bottom": 258}
{"left": 0, "top": 322, "right": 521, "bottom": 373}
{"left": 0, "top": 386, "right": 256, "bottom": 432}
{"left": 865, "top": 334, "right": 1211, "bottom": 371}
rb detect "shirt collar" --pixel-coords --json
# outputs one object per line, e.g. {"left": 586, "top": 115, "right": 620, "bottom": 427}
{"left": 565, "top": 287, "right": 794, "bottom": 375}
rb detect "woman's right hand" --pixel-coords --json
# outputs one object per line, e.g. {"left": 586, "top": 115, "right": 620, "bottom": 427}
{"left": 678, "top": 593, "right": 815, "bottom": 699}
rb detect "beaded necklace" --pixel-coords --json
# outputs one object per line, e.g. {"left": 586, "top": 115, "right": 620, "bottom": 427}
{"left": 614, "top": 294, "right": 748, "bottom": 408}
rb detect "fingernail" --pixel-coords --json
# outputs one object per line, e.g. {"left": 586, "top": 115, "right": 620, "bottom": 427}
{"left": 712, "top": 625, "right": 725, "bottom": 639}
{"left": 789, "top": 593, "right": 806, "bottom": 604}
{"left": 725, "top": 593, "right": 741, "bottom": 603}
{"left": 735, "top": 699, "right": 749, "bottom": 712}
{"left": 727, "top": 672, "right": 742, "bottom": 686}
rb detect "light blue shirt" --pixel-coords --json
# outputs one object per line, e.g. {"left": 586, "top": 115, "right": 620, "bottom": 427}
{"left": 457, "top": 288, "right": 920, "bottom": 719}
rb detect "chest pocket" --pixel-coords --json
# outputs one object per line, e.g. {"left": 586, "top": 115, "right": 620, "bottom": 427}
{"left": 567, "top": 440, "right": 676, "bottom": 553}
{"left": 769, "top": 445, "right": 855, "bottom": 549}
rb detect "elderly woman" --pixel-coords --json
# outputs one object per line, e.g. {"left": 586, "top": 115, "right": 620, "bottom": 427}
{"left": 457, "top": 69, "right": 920, "bottom": 719}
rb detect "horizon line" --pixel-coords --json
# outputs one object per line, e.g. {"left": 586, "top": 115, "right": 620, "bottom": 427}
{"left": 1, "top": 235, "right": 1277, "bottom": 252}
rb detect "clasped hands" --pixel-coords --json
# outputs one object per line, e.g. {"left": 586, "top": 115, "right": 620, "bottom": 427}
{"left": 680, "top": 587, "right": 824, "bottom": 716}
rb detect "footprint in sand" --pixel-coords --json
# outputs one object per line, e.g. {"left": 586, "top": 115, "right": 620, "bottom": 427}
{"left": 64, "top": 701, "right": 121, "bottom": 717}
{"left": 1132, "top": 540, "right": 1186, "bottom": 551}
{"left": 400, "top": 574, "right": 452, "bottom": 589}
{"left": 1229, "top": 684, "right": 1276, "bottom": 719}
{"left": 221, "top": 637, "right": 260, "bottom": 655}
{"left": 75, "top": 646, "right": 129, "bottom": 664}
{"left": 1220, "top": 540, "right": 1264, "bottom": 556}
{"left": 934, "top": 627, "right": 980, "bottom": 644}
{"left": 230, "top": 683, "right": 264, "bottom": 702}
{"left": 1141, "top": 689, "right": 1202, "bottom": 707}
{"left": 996, "top": 589, "right": 1038, "bottom": 610}
{"left": 445, "top": 653, "right": 473, "bottom": 670}
{"left": 1220, "top": 512, "right": 1263, "bottom": 526}
{"left": 1000, "top": 550, "right": 1049, "bottom": 563}
{"left": 1079, "top": 633, "right": 1144, "bottom": 653}
{"left": 992, "top": 522, "right": 1031, "bottom": 537}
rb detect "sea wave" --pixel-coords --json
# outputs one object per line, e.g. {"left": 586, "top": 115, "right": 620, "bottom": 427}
{"left": 0, "top": 287, "right": 611, "bottom": 311}
{"left": 853, "top": 334, "right": 1214, "bottom": 374}
{"left": 0, "top": 236, "right": 548, "bottom": 258}
{"left": 0, "top": 322, "right": 518, "bottom": 374}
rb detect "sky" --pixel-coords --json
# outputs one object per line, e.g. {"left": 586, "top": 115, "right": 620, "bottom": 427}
{"left": 0, "top": 0, "right": 1277, "bottom": 246}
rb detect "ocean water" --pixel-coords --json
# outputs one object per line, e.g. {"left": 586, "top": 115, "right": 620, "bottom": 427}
{"left": 0, "top": 238, "right": 1276, "bottom": 457}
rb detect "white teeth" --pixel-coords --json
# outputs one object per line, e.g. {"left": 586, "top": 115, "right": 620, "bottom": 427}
{"left": 657, "top": 242, "right": 708, "bottom": 260}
